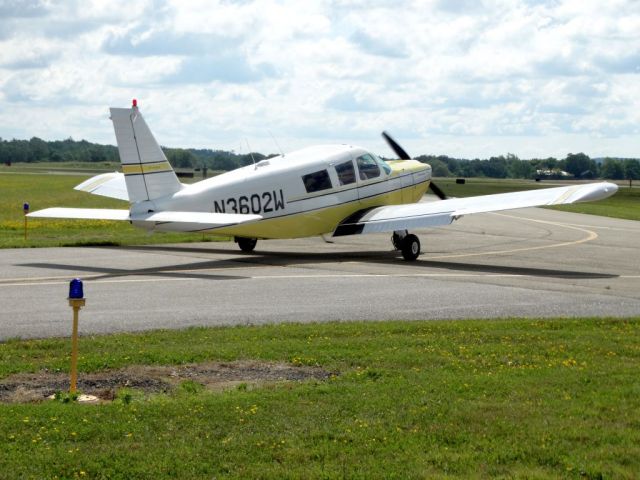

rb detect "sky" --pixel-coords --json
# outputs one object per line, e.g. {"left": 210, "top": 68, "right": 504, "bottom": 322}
{"left": 0, "top": 0, "right": 639, "bottom": 159}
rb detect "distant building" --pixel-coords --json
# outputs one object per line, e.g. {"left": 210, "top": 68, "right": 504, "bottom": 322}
{"left": 535, "top": 168, "right": 571, "bottom": 179}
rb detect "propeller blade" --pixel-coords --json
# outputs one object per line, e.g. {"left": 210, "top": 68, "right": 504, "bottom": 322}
{"left": 381, "top": 131, "right": 411, "bottom": 160}
{"left": 382, "top": 130, "right": 448, "bottom": 200}
{"left": 428, "top": 181, "right": 447, "bottom": 200}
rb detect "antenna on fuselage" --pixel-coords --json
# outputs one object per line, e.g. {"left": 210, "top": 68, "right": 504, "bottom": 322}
{"left": 245, "top": 138, "right": 257, "bottom": 170}
{"left": 268, "top": 130, "right": 285, "bottom": 157}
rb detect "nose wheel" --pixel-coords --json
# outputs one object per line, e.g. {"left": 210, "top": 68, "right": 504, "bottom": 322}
{"left": 391, "top": 230, "right": 421, "bottom": 261}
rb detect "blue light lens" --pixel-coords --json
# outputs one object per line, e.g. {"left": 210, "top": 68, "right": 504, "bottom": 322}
{"left": 69, "top": 278, "right": 84, "bottom": 299}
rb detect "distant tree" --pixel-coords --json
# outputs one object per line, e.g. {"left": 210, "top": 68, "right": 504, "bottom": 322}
{"left": 506, "top": 153, "right": 534, "bottom": 179}
{"left": 209, "top": 154, "right": 236, "bottom": 170}
{"left": 164, "top": 148, "right": 197, "bottom": 168}
{"left": 542, "top": 157, "right": 559, "bottom": 169}
{"left": 480, "top": 156, "right": 508, "bottom": 178}
{"left": 415, "top": 155, "right": 457, "bottom": 177}
{"left": 238, "top": 153, "right": 266, "bottom": 167}
{"left": 429, "top": 158, "right": 451, "bottom": 177}
{"left": 600, "top": 158, "right": 624, "bottom": 179}
{"left": 457, "top": 159, "right": 482, "bottom": 177}
{"left": 441, "top": 157, "right": 459, "bottom": 176}
{"left": 564, "top": 153, "right": 596, "bottom": 178}
{"left": 89, "top": 147, "right": 106, "bottom": 162}
{"left": 29, "top": 137, "right": 49, "bottom": 161}
{"left": 431, "top": 158, "right": 451, "bottom": 177}
{"left": 623, "top": 159, "right": 640, "bottom": 187}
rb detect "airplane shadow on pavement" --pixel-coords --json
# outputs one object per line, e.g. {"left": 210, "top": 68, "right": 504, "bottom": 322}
{"left": 17, "top": 244, "right": 618, "bottom": 281}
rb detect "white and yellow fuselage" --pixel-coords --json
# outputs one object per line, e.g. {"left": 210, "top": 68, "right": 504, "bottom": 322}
{"left": 146, "top": 145, "right": 431, "bottom": 238}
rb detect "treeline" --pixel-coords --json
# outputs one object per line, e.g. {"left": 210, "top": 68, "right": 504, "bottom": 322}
{"left": 415, "top": 153, "right": 640, "bottom": 181}
{"left": 0, "top": 137, "right": 271, "bottom": 172}
{"left": 0, "top": 137, "right": 120, "bottom": 164}
{"left": 1, "top": 137, "right": 639, "bottom": 180}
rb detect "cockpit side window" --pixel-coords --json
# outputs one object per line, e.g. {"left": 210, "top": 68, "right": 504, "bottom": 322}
{"left": 302, "top": 169, "right": 333, "bottom": 193}
{"left": 335, "top": 160, "right": 356, "bottom": 186}
{"left": 356, "top": 154, "right": 381, "bottom": 180}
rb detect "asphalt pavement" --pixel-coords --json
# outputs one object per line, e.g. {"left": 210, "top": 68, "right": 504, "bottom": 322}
{"left": 1, "top": 207, "right": 639, "bottom": 339}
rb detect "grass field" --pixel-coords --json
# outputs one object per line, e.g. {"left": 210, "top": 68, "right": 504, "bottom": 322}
{"left": 1, "top": 171, "right": 637, "bottom": 249}
{"left": 0, "top": 171, "right": 225, "bottom": 248}
{"left": 3, "top": 161, "right": 121, "bottom": 174}
{"left": 1, "top": 318, "right": 639, "bottom": 478}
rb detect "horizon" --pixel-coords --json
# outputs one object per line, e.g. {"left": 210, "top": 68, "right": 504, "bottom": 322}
{"left": 2, "top": 134, "right": 639, "bottom": 163}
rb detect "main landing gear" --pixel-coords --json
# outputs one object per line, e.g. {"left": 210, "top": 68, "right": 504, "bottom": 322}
{"left": 392, "top": 230, "right": 421, "bottom": 261}
{"left": 235, "top": 236, "right": 257, "bottom": 252}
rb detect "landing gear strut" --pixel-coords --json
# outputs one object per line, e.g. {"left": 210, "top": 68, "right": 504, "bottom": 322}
{"left": 391, "top": 230, "right": 406, "bottom": 250}
{"left": 391, "top": 230, "right": 421, "bottom": 261}
{"left": 235, "top": 236, "right": 257, "bottom": 252}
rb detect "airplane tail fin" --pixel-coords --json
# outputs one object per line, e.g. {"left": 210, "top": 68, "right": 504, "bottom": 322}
{"left": 110, "top": 102, "right": 183, "bottom": 203}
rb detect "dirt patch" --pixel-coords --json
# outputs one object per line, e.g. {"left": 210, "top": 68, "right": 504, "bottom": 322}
{"left": 0, "top": 361, "right": 332, "bottom": 403}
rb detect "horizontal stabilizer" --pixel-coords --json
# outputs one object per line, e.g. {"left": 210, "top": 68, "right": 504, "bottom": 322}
{"left": 27, "top": 208, "right": 130, "bottom": 220}
{"left": 75, "top": 172, "right": 129, "bottom": 201}
{"left": 334, "top": 182, "right": 618, "bottom": 236}
{"left": 27, "top": 208, "right": 261, "bottom": 232}
{"left": 128, "top": 211, "right": 262, "bottom": 233}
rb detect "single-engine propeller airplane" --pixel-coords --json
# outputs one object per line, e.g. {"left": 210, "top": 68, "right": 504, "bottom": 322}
{"left": 29, "top": 101, "right": 618, "bottom": 261}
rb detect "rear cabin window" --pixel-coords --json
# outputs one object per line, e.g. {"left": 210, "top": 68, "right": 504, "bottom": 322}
{"left": 335, "top": 160, "right": 356, "bottom": 186}
{"left": 302, "top": 169, "right": 333, "bottom": 193}
{"left": 356, "top": 154, "right": 381, "bottom": 180}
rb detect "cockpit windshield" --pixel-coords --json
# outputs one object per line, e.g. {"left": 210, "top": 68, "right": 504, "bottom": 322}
{"left": 356, "top": 153, "right": 391, "bottom": 180}
{"left": 371, "top": 153, "right": 392, "bottom": 175}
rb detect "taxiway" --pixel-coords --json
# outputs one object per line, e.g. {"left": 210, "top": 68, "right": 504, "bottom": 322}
{"left": 1, "top": 208, "right": 639, "bottom": 339}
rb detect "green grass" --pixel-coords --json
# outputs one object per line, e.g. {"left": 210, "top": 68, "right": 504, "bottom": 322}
{"left": 549, "top": 187, "right": 640, "bottom": 220}
{"left": 1, "top": 318, "right": 639, "bottom": 478}
{"left": 2, "top": 161, "right": 120, "bottom": 174}
{"left": 0, "top": 172, "right": 226, "bottom": 248}
{"left": 436, "top": 177, "right": 640, "bottom": 221}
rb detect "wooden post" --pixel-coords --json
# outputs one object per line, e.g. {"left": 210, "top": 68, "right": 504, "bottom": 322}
{"left": 68, "top": 298, "right": 85, "bottom": 394}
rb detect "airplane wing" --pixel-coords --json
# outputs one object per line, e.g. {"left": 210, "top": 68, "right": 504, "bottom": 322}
{"left": 333, "top": 182, "right": 618, "bottom": 236}
{"left": 27, "top": 208, "right": 261, "bottom": 229}
{"left": 74, "top": 172, "right": 129, "bottom": 201}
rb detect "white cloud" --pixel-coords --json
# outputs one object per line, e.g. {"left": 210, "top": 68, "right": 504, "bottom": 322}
{"left": 0, "top": 0, "right": 638, "bottom": 158}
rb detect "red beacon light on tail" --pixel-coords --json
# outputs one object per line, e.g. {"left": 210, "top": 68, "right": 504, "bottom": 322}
{"left": 132, "top": 98, "right": 138, "bottom": 108}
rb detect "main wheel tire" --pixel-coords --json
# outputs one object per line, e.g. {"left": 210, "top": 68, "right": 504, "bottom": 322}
{"left": 236, "top": 237, "right": 257, "bottom": 252}
{"left": 401, "top": 234, "right": 420, "bottom": 261}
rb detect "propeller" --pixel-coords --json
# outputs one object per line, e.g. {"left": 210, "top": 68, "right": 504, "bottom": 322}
{"left": 381, "top": 131, "right": 411, "bottom": 160}
{"left": 381, "top": 131, "right": 447, "bottom": 200}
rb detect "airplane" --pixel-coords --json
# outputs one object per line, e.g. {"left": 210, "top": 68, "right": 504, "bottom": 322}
{"left": 28, "top": 100, "right": 619, "bottom": 261}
